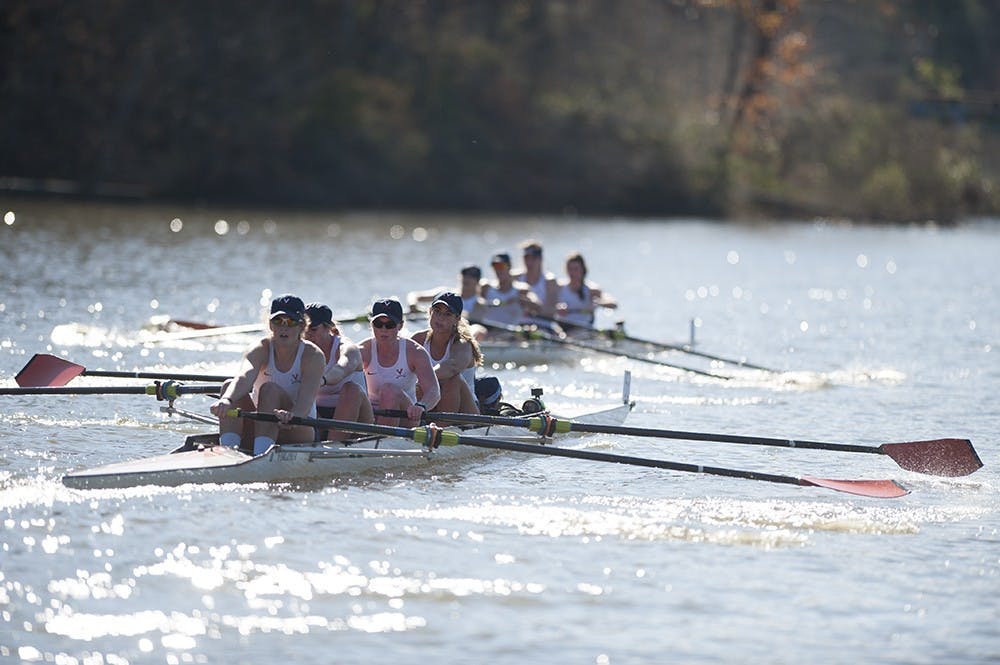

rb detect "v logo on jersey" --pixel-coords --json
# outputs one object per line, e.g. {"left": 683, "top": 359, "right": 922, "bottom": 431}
{"left": 395, "top": 368, "right": 406, "bottom": 379}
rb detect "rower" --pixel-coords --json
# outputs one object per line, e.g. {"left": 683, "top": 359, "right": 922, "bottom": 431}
{"left": 480, "top": 252, "right": 540, "bottom": 328}
{"left": 406, "top": 264, "right": 489, "bottom": 339}
{"left": 409, "top": 292, "right": 482, "bottom": 414}
{"left": 510, "top": 240, "right": 560, "bottom": 328}
{"left": 358, "top": 298, "right": 441, "bottom": 427}
{"left": 303, "top": 303, "right": 374, "bottom": 440}
{"left": 555, "top": 251, "right": 618, "bottom": 331}
{"left": 210, "top": 294, "right": 325, "bottom": 455}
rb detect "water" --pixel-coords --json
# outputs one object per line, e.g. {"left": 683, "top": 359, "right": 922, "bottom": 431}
{"left": 1, "top": 200, "right": 997, "bottom": 663}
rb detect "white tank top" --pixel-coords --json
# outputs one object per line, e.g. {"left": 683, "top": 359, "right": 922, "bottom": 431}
{"left": 251, "top": 340, "right": 317, "bottom": 417}
{"left": 522, "top": 274, "right": 555, "bottom": 327}
{"left": 422, "top": 334, "right": 477, "bottom": 404}
{"left": 365, "top": 338, "right": 417, "bottom": 407}
{"left": 557, "top": 282, "right": 595, "bottom": 326}
{"left": 482, "top": 284, "right": 523, "bottom": 325}
{"left": 316, "top": 336, "right": 367, "bottom": 408}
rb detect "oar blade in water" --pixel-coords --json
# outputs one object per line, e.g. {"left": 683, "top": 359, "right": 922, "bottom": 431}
{"left": 880, "top": 439, "right": 983, "bottom": 477}
{"left": 15, "top": 354, "right": 84, "bottom": 387}
{"left": 800, "top": 476, "right": 909, "bottom": 499}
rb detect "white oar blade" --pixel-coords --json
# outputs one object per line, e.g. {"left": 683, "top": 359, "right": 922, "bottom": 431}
{"left": 15, "top": 354, "right": 84, "bottom": 387}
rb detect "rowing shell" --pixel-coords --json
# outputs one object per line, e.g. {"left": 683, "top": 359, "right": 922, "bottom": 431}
{"left": 62, "top": 401, "right": 633, "bottom": 490}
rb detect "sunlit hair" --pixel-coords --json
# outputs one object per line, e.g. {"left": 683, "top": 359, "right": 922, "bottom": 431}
{"left": 428, "top": 317, "right": 483, "bottom": 367}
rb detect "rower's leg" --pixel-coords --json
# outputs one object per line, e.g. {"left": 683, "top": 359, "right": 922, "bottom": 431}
{"left": 374, "top": 383, "right": 411, "bottom": 426}
{"left": 253, "top": 382, "right": 315, "bottom": 451}
{"left": 329, "top": 382, "right": 373, "bottom": 440}
{"left": 218, "top": 379, "right": 253, "bottom": 451}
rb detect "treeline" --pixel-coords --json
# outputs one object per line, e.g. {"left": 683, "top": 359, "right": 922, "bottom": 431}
{"left": 1, "top": 1, "right": 998, "bottom": 221}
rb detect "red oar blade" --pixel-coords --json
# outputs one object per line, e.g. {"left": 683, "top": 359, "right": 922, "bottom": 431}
{"left": 800, "top": 476, "right": 909, "bottom": 499}
{"left": 15, "top": 354, "right": 85, "bottom": 387}
{"left": 880, "top": 439, "right": 983, "bottom": 477}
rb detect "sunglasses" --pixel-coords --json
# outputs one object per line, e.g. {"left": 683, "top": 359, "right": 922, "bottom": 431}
{"left": 271, "top": 316, "right": 301, "bottom": 328}
{"left": 371, "top": 318, "right": 397, "bottom": 329}
{"left": 307, "top": 323, "right": 327, "bottom": 330}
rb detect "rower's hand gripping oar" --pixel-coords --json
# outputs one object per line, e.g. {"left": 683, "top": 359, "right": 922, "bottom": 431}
{"left": 15, "top": 353, "right": 231, "bottom": 387}
{"left": 403, "top": 411, "right": 982, "bottom": 478}
{"left": 475, "top": 319, "right": 733, "bottom": 380}
{"left": 231, "top": 410, "right": 908, "bottom": 498}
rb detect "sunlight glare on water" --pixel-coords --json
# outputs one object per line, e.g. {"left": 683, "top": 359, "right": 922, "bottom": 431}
{"left": 0, "top": 202, "right": 997, "bottom": 663}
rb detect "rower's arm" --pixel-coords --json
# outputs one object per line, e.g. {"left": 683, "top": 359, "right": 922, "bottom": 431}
{"left": 409, "top": 341, "right": 441, "bottom": 410}
{"left": 433, "top": 339, "right": 473, "bottom": 380}
{"left": 322, "top": 342, "right": 363, "bottom": 386}
{"left": 221, "top": 344, "right": 264, "bottom": 402}
{"left": 292, "top": 345, "right": 325, "bottom": 418}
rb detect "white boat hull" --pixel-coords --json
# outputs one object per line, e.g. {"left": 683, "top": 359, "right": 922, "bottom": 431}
{"left": 63, "top": 403, "right": 633, "bottom": 489}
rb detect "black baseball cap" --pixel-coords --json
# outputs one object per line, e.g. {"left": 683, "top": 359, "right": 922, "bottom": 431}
{"left": 305, "top": 303, "right": 333, "bottom": 326}
{"left": 370, "top": 298, "right": 403, "bottom": 325}
{"left": 270, "top": 294, "right": 305, "bottom": 322}
{"left": 431, "top": 291, "right": 463, "bottom": 316}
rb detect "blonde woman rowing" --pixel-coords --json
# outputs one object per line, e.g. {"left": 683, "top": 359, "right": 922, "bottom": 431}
{"left": 210, "top": 294, "right": 325, "bottom": 455}
{"left": 410, "top": 292, "right": 482, "bottom": 414}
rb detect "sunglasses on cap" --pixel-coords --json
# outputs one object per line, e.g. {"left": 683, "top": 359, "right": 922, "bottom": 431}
{"left": 271, "top": 316, "right": 301, "bottom": 328}
{"left": 371, "top": 318, "right": 397, "bottom": 329}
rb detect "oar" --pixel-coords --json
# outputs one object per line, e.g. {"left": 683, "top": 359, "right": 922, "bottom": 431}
{"left": 475, "top": 319, "right": 732, "bottom": 380}
{"left": 401, "top": 410, "right": 981, "bottom": 478}
{"left": 530, "top": 314, "right": 775, "bottom": 371}
{"left": 0, "top": 382, "right": 221, "bottom": 398}
{"left": 15, "top": 353, "right": 231, "bottom": 387}
{"left": 233, "top": 411, "right": 908, "bottom": 498}
{"left": 144, "top": 322, "right": 266, "bottom": 342}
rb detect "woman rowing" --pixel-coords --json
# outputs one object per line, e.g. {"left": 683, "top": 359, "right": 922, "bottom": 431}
{"left": 480, "top": 251, "right": 541, "bottom": 329}
{"left": 406, "top": 264, "right": 488, "bottom": 336}
{"left": 409, "top": 292, "right": 482, "bottom": 414}
{"left": 556, "top": 251, "right": 618, "bottom": 331}
{"left": 359, "top": 298, "right": 441, "bottom": 426}
{"left": 511, "top": 239, "right": 560, "bottom": 328}
{"left": 303, "top": 303, "right": 374, "bottom": 440}
{"left": 210, "top": 294, "right": 325, "bottom": 455}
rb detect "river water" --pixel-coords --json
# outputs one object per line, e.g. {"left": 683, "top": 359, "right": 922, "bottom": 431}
{"left": 0, "top": 200, "right": 997, "bottom": 663}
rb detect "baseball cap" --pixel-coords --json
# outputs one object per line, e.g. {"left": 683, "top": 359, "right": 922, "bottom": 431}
{"left": 304, "top": 303, "right": 333, "bottom": 326}
{"left": 370, "top": 298, "right": 403, "bottom": 325}
{"left": 270, "top": 294, "right": 305, "bottom": 322}
{"left": 431, "top": 291, "right": 463, "bottom": 316}
{"left": 491, "top": 252, "right": 511, "bottom": 266}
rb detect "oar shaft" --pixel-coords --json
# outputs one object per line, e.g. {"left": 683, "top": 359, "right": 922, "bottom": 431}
{"left": 530, "top": 314, "right": 774, "bottom": 371}
{"left": 418, "top": 412, "right": 883, "bottom": 454}
{"left": 234, "top": 411, "right": 905, "bottom": 498}
{"left": 0, "top": 384, "right": 221, "bottom": 395}
{"left": 416, "top": 411, "right": 978, "bottom": 478}
{"left": 82, "top": 370, "right": 231, "bottom": 382}
{"left": 475, "top": 319, "right": 731, "bottom": 379}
